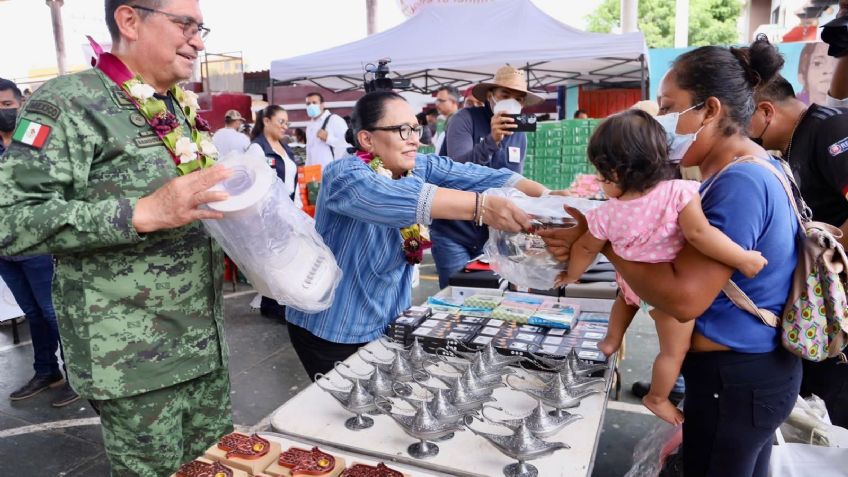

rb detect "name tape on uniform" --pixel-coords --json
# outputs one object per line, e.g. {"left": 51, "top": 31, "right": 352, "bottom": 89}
{"left": 12, "top": 119, "right": 51, "bottom": 149}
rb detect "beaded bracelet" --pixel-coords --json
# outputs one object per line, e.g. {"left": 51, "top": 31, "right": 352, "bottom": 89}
{"left": 473, "top": 192, "right": 480, "bottom": 222}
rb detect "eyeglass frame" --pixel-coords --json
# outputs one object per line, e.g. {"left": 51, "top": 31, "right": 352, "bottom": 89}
{"left": 130, "top": 5, "right": 211, "bottom": 40}
{"left": 367, "top": 124, "right": 423, "bottom": 140}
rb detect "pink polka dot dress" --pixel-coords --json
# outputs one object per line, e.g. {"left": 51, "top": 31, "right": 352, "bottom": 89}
{"left": 585, "top": 179, "right": 701, "bottom": 306}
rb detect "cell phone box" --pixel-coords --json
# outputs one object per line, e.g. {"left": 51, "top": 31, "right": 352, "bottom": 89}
{"left": 413, "top": 320, "right": 481, "bottom": 354}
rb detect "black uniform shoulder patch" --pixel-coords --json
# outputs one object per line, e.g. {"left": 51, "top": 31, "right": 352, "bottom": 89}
{"left": 25, "top": 100, "right": 61, "bottom": 121}
{"left": 812, "top": 106, "right": 842, "bottom": 121}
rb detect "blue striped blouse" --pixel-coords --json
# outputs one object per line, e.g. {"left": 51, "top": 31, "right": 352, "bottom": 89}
{"left": 285, "top": 153, "right": 522, "bottom": 344}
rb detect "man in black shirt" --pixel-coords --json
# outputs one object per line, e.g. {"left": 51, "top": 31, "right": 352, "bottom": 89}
{"left": 749, "top": 75, "right": 848, "bottom": 243}
{"left": 749, "top": 75, "right": 848, "bottom": 427}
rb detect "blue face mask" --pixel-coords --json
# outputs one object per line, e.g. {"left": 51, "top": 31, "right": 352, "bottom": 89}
{"left": 306, "top": 104, "right": 322, "bottom": 118}
{"left": 654, "top": 102, "right": 704, "bottom": 163}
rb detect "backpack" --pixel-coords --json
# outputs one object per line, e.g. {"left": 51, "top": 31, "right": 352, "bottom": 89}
{"left": 705, "top": 156, "right": 848, "bottom": 362}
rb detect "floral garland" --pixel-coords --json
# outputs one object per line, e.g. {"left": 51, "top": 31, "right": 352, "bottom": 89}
{"left": 124, "top": 78, "right": 217, "bottom": 175}
{"left": 356, "top": 151, "right": 432, "bottom": 264}
{"left": 87, "top": 36, "right": 217, "bottom": 175}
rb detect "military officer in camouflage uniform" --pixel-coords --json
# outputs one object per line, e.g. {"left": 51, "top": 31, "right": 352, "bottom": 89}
{"left": 0, "top": 1, "right": 235, "bottom": 475}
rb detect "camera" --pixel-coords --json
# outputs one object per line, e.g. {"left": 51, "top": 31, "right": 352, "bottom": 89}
{"left": 506, "top": 113, "right": 537, "bottom": 132}
{"left": 364, "top": 58, "right": 412, "bottom": 92}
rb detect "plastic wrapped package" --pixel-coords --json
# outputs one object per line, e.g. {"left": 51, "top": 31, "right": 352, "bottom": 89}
{"left": 779, "top": 394, "right": 848, "bottom": 447}
{"left": 482, "top": 188, "right": 604, "bottom": 289}
{"left": 202, "top": 151, "right": 342, "bottom": 313}
{"left": 624, "top": 421, "right": 683, "bottom": 477}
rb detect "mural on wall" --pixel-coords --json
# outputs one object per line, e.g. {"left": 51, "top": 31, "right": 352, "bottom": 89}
{"left": 796, "top": 42, "right": 836, "bottom": 105}
{"left": 647, "top": 42, "right": 831, "bottom": 105}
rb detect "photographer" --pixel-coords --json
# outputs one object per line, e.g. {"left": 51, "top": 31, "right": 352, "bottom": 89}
{"left": 431, "top": 65, "right": 544, "bottom": 288}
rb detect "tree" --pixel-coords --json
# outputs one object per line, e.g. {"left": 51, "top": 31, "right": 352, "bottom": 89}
{"left": 586, "top": 0, "right": 743, "bottom": 48}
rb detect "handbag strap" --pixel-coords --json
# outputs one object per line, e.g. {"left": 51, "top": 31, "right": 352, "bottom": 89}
{"left": 701, "top": 156, "right": 802, "bottom": 328}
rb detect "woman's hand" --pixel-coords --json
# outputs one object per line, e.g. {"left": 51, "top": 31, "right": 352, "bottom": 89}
{"left": 536, "top": 206, "right": 587, "bottom": 262}
{"left": 482, "top": 196, "right": 531, "bottom": 232}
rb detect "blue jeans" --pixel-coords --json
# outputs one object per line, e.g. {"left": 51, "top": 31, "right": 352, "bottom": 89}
{"left": 0, "top": 256, "right": 63, "bottom": 377}
{"left": 431, "top": 236, "right": 473, "bottom": 289}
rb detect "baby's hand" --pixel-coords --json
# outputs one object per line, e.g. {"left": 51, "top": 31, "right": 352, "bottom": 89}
{"left": 738, "top": 250, "right": 768, "bottom": 278}
{"left": 554, "top": 271, "right": 579, "bottom": 288}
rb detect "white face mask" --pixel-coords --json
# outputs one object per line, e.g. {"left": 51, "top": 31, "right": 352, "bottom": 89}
{"left": 654, "top": 102, "right": 704, "bottom": 163}
{"left": 491, "top": 98, "right": 523, "bottom": 115}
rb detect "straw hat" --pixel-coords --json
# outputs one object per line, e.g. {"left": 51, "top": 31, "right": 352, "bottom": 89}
{"left": 471, "top": 65, "right": 545, "bottom": 107}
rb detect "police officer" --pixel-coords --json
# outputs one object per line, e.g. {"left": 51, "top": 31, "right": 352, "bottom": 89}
{"left": 0, "top": 1, "right": 233, "bottom": 474}
{"left": 749, "top": 74, "right": 848, "bottom": 427}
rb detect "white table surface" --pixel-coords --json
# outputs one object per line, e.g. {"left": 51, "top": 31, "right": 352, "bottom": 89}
{"left": 271, "top": 294, "right": 616, "bottom": 477}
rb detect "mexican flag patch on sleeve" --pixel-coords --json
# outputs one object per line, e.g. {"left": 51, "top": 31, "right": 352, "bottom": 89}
{"left": 12, "top": 119, "right": 51, "bottom": 149}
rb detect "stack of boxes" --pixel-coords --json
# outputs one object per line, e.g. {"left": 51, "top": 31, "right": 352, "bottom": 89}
{"left": 522, "top": 119, "right": 603, "bottom": 190}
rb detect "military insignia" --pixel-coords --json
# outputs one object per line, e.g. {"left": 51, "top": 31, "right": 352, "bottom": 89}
{"left": 134, "top": 135, "right": 163, "bottom": 148}
{"left": 25, "top": 100, "right": 61, "bottom": 121}
{"left": 111, "top": 86, "right": 135, "bottom": 108}
{"left": 130, "top": 113, "right": 147, "bottom": 127}
{"left": 828, "top": 137, "right": 848, "bottom": 156}
{"left": 12, "top": 119, "right": 51, "bottom": 149}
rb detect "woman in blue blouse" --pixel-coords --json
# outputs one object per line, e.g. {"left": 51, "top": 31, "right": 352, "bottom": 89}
{"left": 543, "top": 37, "right": 800, "bottom": 477}
{"left": 286, "top": 91, "right": 547, "bottom": 380}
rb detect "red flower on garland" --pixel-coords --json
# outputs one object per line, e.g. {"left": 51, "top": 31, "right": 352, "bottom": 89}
{"left": 194, "top": 115, "right": 211, "bottom": 132}
{"left": 403, "top": 236, "right": 431, "bottom": 265}
{"left": 150, "top": 111, "right": 179, "bottom": 136}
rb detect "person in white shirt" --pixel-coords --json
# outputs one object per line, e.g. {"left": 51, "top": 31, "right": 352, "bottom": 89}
{"left": 432, "top": 85, "right": 461, "bottom": 155}
{"left": 212, "top": 109, "right": 250, "bottom": 158}
{"left": 304, "top": 92, "right": 351, "bottom": 168}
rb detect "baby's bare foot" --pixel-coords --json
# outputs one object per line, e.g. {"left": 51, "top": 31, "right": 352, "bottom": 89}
{"left": 643, "top": 394, "right": 684, "bottom": 425}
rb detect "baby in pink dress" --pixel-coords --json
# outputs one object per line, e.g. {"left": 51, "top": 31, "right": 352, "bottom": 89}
{"left": 559, "top": 110, "right": 767, "bottom": 425}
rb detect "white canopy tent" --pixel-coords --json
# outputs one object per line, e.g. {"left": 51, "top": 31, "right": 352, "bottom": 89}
{"left": 269, "top": 0, "right": 650, "bottom": 98}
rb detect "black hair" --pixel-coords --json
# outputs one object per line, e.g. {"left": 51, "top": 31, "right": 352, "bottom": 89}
{"left": 425, "top": 108, "right": 438, "bottom": 117}
{"left": 105, "top": 0, "right": 162, "bottom": 42}
{"left": 754, "top": 74, "right": 797, "bottom": 103}
{"left": 587, "top": 109, "right": 674, "bottom": 194}
{"left": 573, "top": 109, "right": 588, "bottom": 118}
{"left": 436, "top": 85, "right": 461, "bottom": 102}
{"left": 344, "top": 91, "right": 406, "bottom": 152}
{"left": 294, "top": 128, "right": 306, "bottom": 143}
{"left": 306, "top": 92, "right": 325, "bottom": 103}
{"left": 0, "top": 78, "right": 23, "bottom": 102}
{"left": 250, "top": 105, "right": 285, "bottom": 141}
{"left": 671, "top": 34, "right": 784, "bottom": 136}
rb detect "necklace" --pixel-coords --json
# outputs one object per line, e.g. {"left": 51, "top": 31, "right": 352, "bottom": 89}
{"left": 784, "top": 107, "right": 810, "bottom": 162}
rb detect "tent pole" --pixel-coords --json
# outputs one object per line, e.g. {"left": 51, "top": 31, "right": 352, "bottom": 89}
{"left": 640, "top": 54, "right": 647, "bottom": 100}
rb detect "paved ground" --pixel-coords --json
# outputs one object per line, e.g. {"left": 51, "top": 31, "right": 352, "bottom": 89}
{"left": 0, "top": 257, "right": 664, "bottom": 476}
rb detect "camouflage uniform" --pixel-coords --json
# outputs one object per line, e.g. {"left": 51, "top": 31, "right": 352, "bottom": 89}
{"left": 0, "top": 68, "right": 232, "bottom": 475}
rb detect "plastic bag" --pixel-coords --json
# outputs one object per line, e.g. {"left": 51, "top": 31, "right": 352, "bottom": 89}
{"left": 482, "top": 188, "right": 603, "bottom": 289}
{"left": 779, "top": 394, "right": 848, "bottom": 447}
{"left": 770, "top": 426, "right": 848, "bottom": 476}
{"left": 624, "top": 421, "right": 683, "bottom": 477}
{"left": 202, "top": 150, "right": 342, "bottom": 313}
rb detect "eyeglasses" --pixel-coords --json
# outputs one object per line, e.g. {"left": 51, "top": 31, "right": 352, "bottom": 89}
{"left": 130, "top": 5, "right": 211, "bottom": 40}
{"left": 368, "top": 124, "right": 423, "bottom": 140}
{"left": 276, "top": 119, "right": 289, "bottom": 127}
